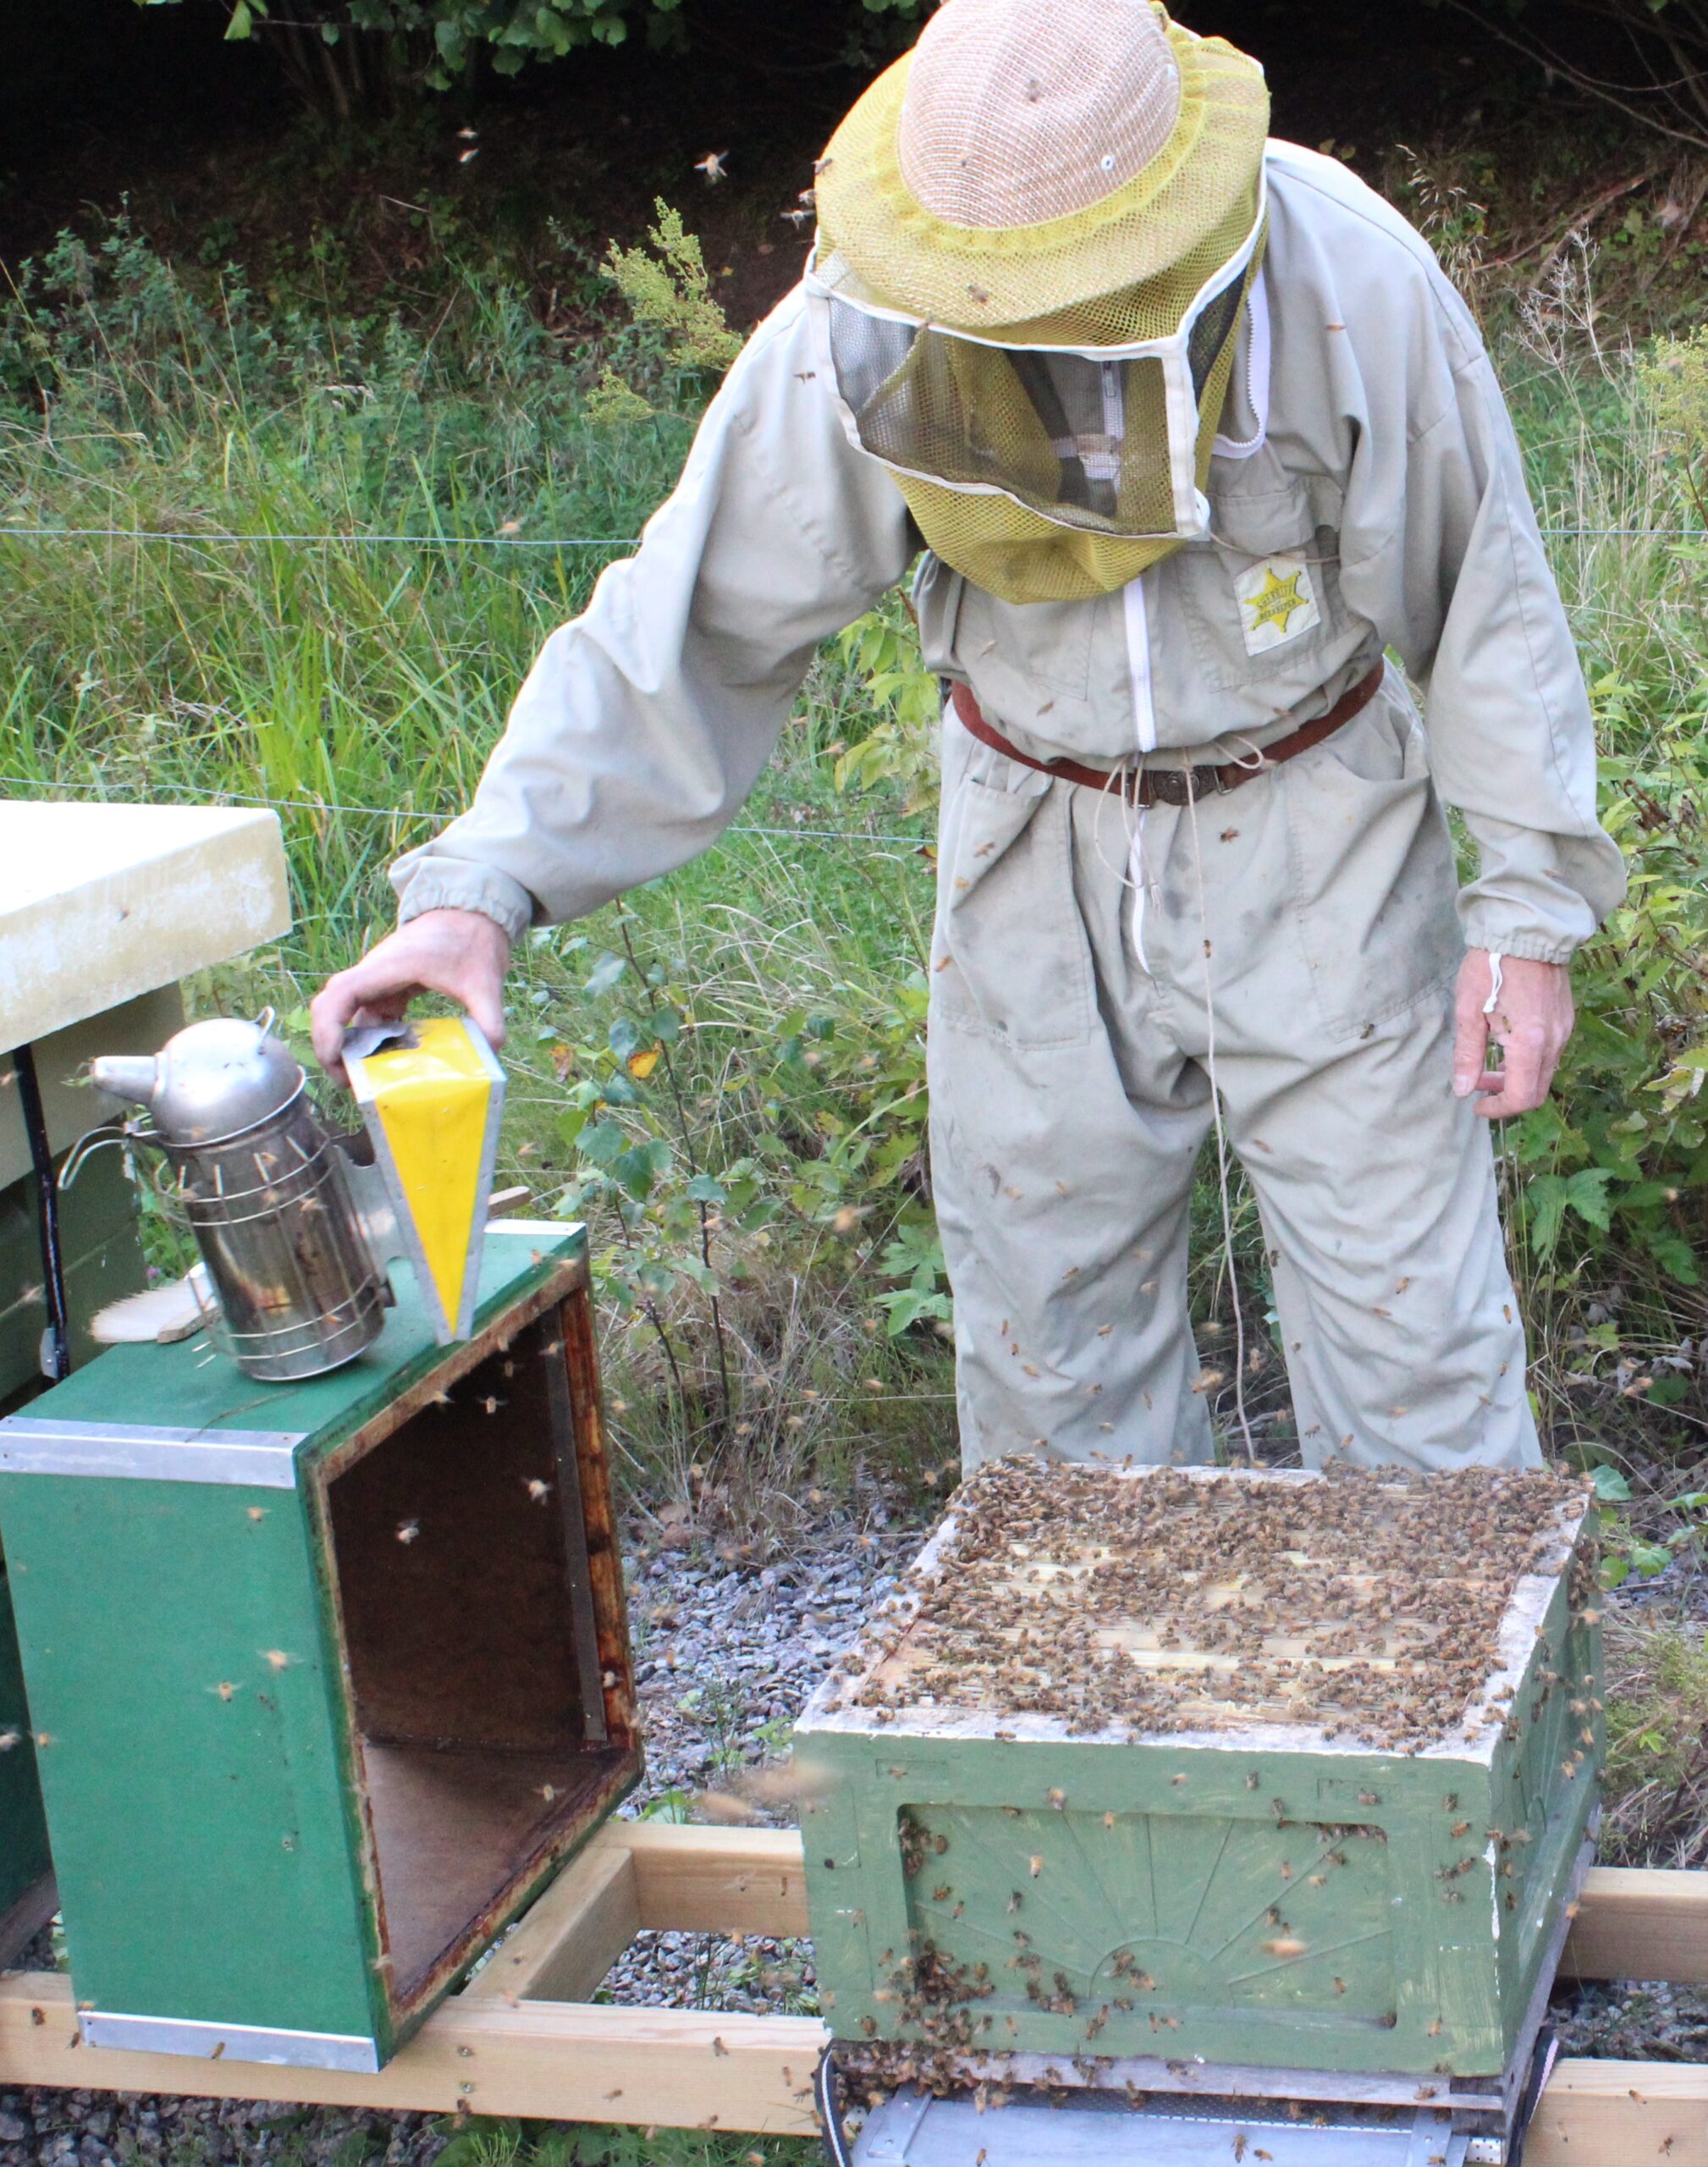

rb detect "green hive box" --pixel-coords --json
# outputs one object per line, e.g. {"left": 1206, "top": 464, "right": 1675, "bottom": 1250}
{"left": 0, "top": 1223, "right": 640, "bottom": 2071}
{"left": 794, "top": 1463, "right": 1600, "bottom": 2094}
{"left": 0, "top": 1538, "right": 52, "bottom": 1955}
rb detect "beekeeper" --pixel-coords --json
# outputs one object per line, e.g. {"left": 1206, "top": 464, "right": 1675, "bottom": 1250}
{"left": 312, "top": 0, "right": 1624, "bottom": 1476}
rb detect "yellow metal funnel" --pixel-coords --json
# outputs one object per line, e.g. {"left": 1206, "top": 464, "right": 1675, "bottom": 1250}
{"left": 344, "top": 1016, "right": 505, "bottom": 1343}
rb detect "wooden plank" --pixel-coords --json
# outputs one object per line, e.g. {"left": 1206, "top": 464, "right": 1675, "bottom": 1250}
{"left": 0, "top": 1971, "right": 824, "bottom": 2134}
{"left": 1526, "top": 2057, "right": 1708, "bottom": 2167}
{"left": 7, "top": 1971, "right": 1708, "bottom": 2159}
{"left": 4, "top": 1962, "right": 1708, "bottom": 2154}
{"left": 466, "top": 1829, "right": 639, "bottom": 2004}
{"left": 1564, "top": 1866, "right": 1708, "bottom": 1985}
{"left": 620, "top": 1825, "right": 811, "bottom": 1938}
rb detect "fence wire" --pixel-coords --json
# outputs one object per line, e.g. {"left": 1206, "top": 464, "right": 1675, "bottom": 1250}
{"left": 0, "top": 512, "right": 1692, "bottom": 846}
{"left": 0, "top": 770, "right": 930, "bottom": 850}
{"left": 0, "top": 527, "right": 639, "bottom": 549}
{"left": 0, "top": 525, "right": 1702, "bottom": 547}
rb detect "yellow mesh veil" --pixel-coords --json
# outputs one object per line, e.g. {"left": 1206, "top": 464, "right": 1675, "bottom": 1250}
{"left": 813, "top": 3, "right": 1270, "bottom": 603}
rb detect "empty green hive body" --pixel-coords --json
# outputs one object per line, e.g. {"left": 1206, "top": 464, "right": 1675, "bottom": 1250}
{"left": 0, "top": 1225, "right": 639, "bottom": 2071}
{"left": 0, "top": 1542, "right": 52, "bottom": 1949}
{"left": 795, "top": 1463, "right": 1601, "bottom": 2087}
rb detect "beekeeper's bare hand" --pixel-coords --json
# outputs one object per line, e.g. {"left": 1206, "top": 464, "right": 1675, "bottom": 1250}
{"left": 311, "top": 909, "right": 512, "bottom": 1085}
{"left": 1452, "top": 951, "right": 1574, "bottom": 1119}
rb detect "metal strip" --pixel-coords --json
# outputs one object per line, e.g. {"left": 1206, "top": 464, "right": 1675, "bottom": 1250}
{"left": 80, "top": 2010, "right": 380, "bottom": 2071}
{"left": 853, "top": 2088, "right": 1466, "bottom": 2166}
{"left": 0, "top": 1420, "right": 304, "bottom": 1488}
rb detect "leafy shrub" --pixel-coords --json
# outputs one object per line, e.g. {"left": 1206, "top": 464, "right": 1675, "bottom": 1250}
{"left": 145, "top": 0, "right": 927, "bottom": 101}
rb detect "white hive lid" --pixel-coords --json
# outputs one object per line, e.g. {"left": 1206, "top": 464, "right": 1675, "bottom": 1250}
{"left": 0, "top": 802, "right": 291, "bottom": 1051}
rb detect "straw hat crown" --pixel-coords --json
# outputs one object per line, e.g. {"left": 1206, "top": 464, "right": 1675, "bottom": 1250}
{"left": 899, "top": 0, "right": 1184, "bottom": 231}
{"left": 815, "top": 0, "right": 1270, "bottom": 330}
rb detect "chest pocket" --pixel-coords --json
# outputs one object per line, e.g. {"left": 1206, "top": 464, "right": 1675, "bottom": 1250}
{"left": 954, "top": 581, "right": 1093, "bottom": 701}
{"left": 1176, "top": 450, "right": 1347, "bottom": 695}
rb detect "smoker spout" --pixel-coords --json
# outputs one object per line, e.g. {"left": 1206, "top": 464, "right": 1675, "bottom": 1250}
{"left": 89, "top": 1055, "right": 161, "bottom": 1107}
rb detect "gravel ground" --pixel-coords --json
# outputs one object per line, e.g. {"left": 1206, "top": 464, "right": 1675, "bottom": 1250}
{"left": 1553, "top": 1980, "right": 1708, "bottom": 2060}
{"left": 594, "top": 1529, "right": 906, "bottom": 2017}
{"left": 5, "top": 1514, "right": 1706, "bottom": 2166}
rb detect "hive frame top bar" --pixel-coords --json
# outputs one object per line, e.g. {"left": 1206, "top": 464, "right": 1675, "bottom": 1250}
{"left": 796, "top": 1463, "right": 1590, "bottom": 1762}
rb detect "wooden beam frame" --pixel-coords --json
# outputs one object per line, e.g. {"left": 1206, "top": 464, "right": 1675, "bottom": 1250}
{"left": 5, "top": 1830, "right": 1708, "bottom": 2162}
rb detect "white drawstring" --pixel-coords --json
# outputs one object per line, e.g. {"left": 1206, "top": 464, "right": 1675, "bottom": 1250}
{"left": 1127, "top": 809, "right": 1151, "bottom": 973}
{"left": 1084, "top": 758, "right": 1155, "bottom": 976}
{"left": 1482, "top": 949, "right": 1506, "bottom": 1017}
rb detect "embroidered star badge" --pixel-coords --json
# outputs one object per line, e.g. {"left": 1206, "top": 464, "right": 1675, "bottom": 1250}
{"left": 1247, "top": 566, "right": 1309, "bottom": 636}
{"left": 1233, "top": 554, "right": 1322, "bottom": 656}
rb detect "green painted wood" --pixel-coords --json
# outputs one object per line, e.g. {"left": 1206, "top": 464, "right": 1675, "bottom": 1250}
{"left": 0, "top": 1470, "right": 378, "bottom": 2037}
{"left": 0, "top": 1225, "right": 604, "bottom": 2063}
{"left": 0, "top": 1544, "right": 51, "bottom": 1933}
{"left": 796, "top": 1532, "right": 1600, "bottom": 2083}
{"left": 26, "top": 1225, "right": 587, "bottom": 1462}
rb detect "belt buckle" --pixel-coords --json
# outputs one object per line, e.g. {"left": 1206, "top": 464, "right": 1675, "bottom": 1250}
{"left": 1146, "top": 763, "right": 1225, "bottom": 808}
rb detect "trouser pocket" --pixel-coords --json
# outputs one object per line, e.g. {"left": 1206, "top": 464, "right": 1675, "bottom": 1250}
{"left": 931, "top": 755, "right": 1094, "bottom": 1050}
{"left": 1280, "top": 681, "right": 1463, "bottom": 1043}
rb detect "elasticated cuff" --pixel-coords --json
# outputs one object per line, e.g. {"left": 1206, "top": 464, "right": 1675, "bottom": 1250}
{"left": 391, "top": 859, "right": 536, "bottom": 945}
{"left": 1458, "top": 929, "right": 1580, "bottom": 968}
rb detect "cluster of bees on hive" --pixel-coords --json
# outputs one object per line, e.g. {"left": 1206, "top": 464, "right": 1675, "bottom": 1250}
{"left": 824, "top": 1458, "right": 1595, "bottom": 1751}
{"left": 836, "top": 1919, "right": 1380, "bottom": 2123}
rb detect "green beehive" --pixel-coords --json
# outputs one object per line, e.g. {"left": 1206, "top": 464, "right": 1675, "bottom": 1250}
{"left": 0, "top": 1537, "right": 52, "bottom": 1956}
{"left": 0, "top": 799, "right": 294, "bottom": 1955}
{"left": 795, "top": 1461, "right": 1599, "bottom": 2091}
{"left": 0, "top": 1223, "right": 639, "bottom": 2071}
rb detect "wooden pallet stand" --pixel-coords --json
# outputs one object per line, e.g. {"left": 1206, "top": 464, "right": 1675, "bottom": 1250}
{"left": 3, "top": 1825, "right": 1708, "bottom": 2164}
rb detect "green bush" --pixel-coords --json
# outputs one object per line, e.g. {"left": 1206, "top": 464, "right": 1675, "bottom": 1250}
{"left": 139, "top": 0, "right": 926, "bottom": 100}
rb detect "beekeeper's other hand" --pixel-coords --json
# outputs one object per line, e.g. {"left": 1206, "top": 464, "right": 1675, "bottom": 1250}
{"left": 311, "top": 909, "right": 512, "bottom": 1085}
{"left": 1452, "top": 951, "right": 1574, "bottom": 1119}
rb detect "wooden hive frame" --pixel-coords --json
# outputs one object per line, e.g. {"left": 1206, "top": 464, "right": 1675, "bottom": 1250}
{"left": 3, "top": 1825, "right": 1708, "bottom": 2165}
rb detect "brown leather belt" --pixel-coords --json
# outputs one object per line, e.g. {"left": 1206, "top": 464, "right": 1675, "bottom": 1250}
{"left": 949, "top": 662, "right": 1386, "bottom": 808}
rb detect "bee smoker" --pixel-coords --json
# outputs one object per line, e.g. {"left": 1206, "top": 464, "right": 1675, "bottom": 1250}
{"left": 90, "top": 1012, "right": 504, "bottom": 1383}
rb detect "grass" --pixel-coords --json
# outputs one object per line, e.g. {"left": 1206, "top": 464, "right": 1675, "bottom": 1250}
{"left": 3, "top": 174, "right": 1708, "bottom": 1858}
{"left": 432, "top": 2120, "right": 816, "bottom": 2167}
{"left": 1602, "top": 1608, "right": 1708, "bottom": 1868}
{"left": 3, "top": 195, "right": 1706, "bottom": 1527}
{"left": 0, "top": 212, "right": 961, "bottom": 1542}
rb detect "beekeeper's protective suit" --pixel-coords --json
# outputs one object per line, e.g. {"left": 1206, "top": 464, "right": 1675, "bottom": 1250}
{"left": 382, "top": 0, "right": 1624, "bottom": 1474}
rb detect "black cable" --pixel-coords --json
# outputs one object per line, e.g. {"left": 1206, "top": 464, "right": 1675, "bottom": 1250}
{"left": 14, "top": 1045, "right": 72, "bottom": 1381}
{"left": 814, "top": 2048, "right": 858, "bottom": 2167}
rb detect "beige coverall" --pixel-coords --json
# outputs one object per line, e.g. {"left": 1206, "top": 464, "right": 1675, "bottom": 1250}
{"left": 393, "top": 142, "right": 1626, "bottom": 1474}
